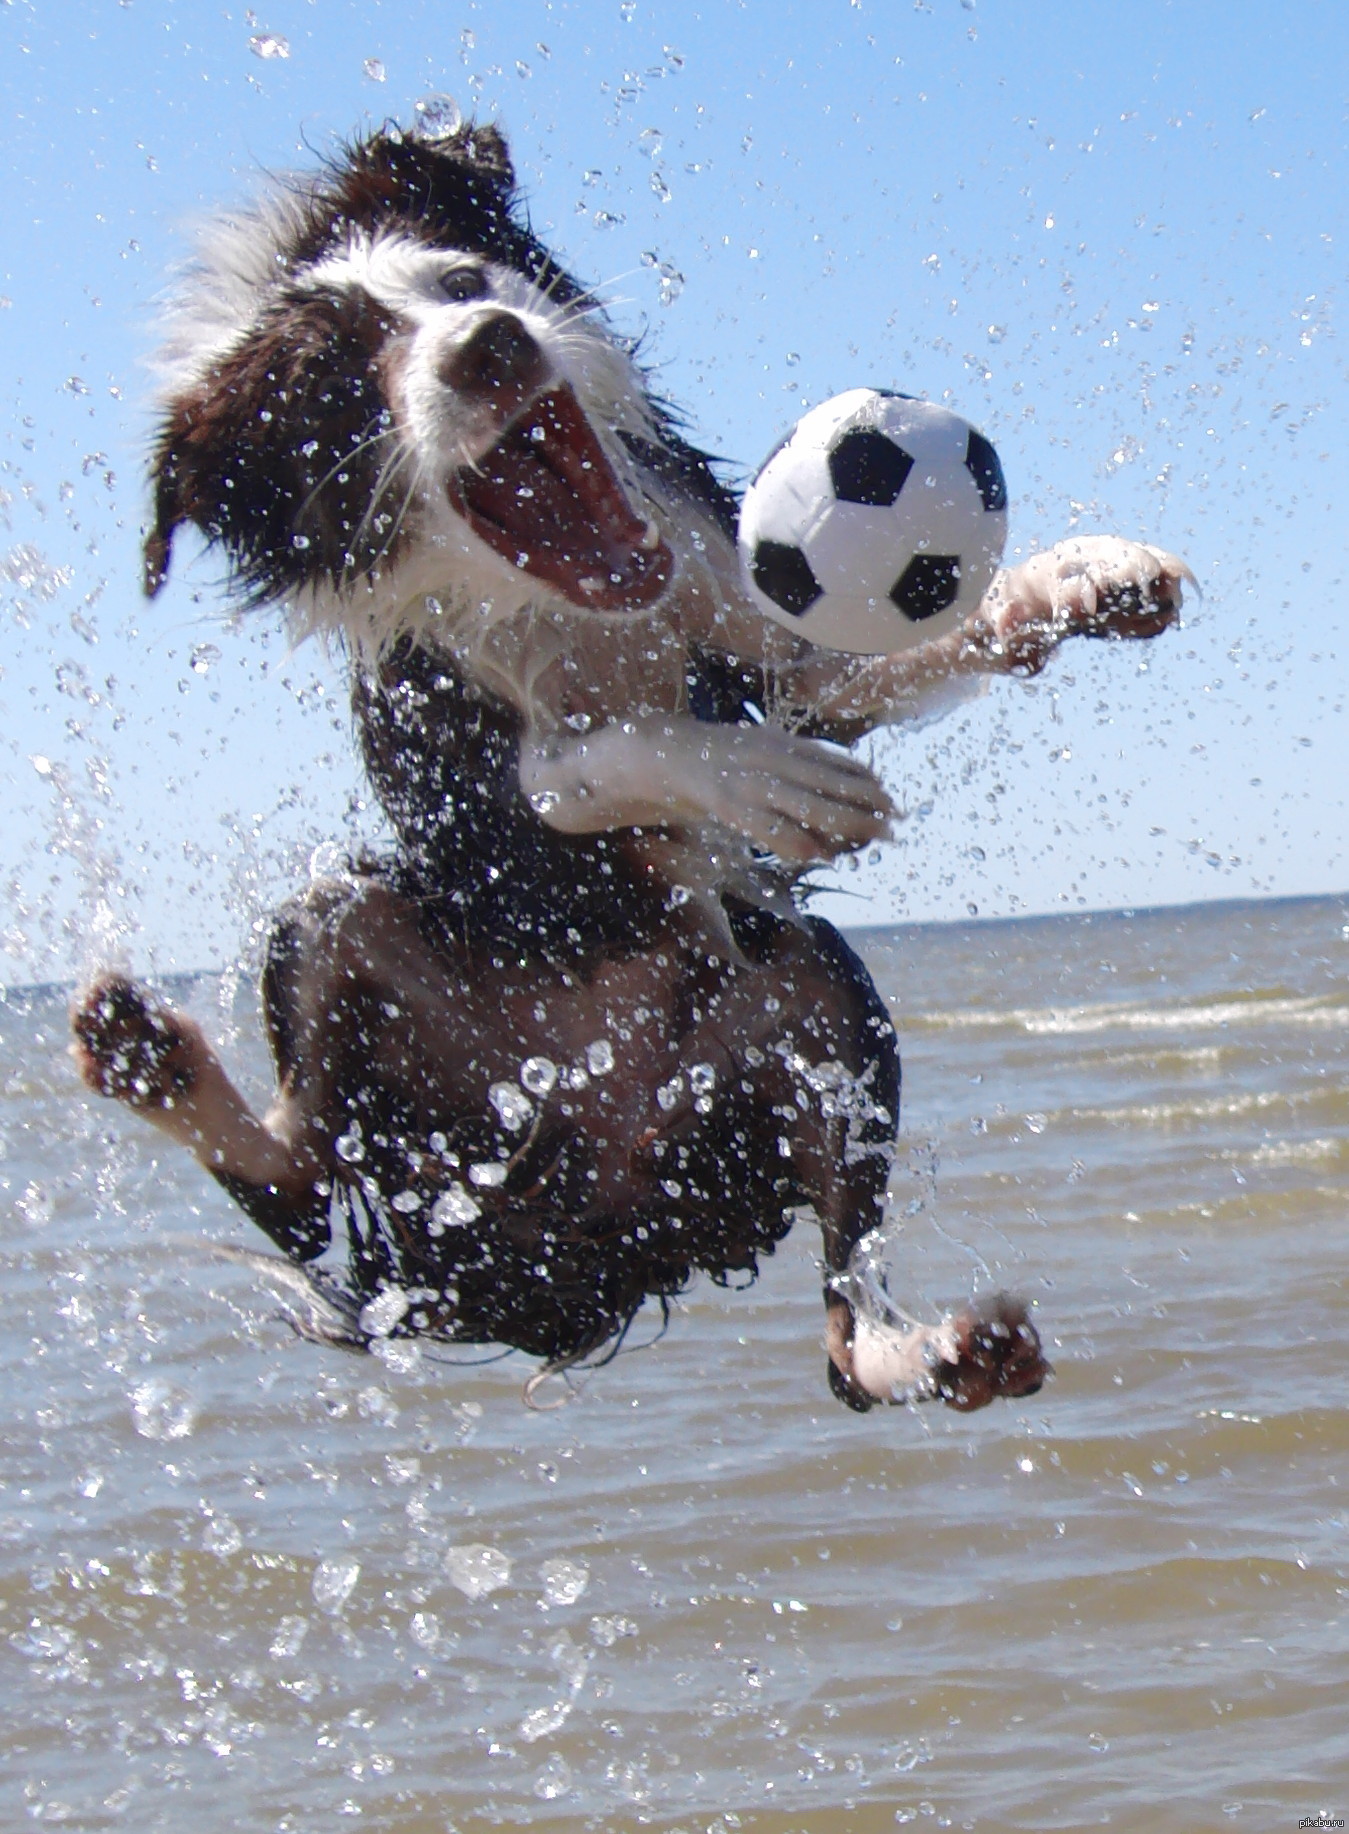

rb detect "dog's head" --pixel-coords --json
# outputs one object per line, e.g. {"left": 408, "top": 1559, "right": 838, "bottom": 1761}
{"left": 145, "top": 119, "right": 678, "bottom": 629}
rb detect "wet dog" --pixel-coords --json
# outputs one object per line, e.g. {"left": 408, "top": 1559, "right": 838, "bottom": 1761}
{"left": 72, "top": 116, "right": 1189, "bottom": 1408}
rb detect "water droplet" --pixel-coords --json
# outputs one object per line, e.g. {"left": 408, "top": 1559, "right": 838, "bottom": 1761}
{"left": 16, "top": 1181, "right": 53, "bottom": 1228}
{"left": 248, "top": 31, "right": 291, "bottom": 60}
{"left": 489, "top": 1081, "right": 533, "bottom": 1131}
{"left": 520, "top": 1056, "right": 558, "bottom": 1098}
{"left": 533, "top": 1753, "right": 573, "bottom": 1800}
{"left": 334, "top": 1128, "right": 364, "bottom": 1164}
{"left": 408, "top": 1611, "right": 442, "bottom": 1651}
{"left": 312, "top": 1556, "right": 361, "bottom": 1614}
{"left": 986, "top": 324, "right": 1006, "bottom": 344}
{"left": 309, "top": 841, "right": 350, "bottom": 883}
{"left": 269, "top": 1615, "right": 309, "bottom": 1660}
{"left": 430, "top": 1184, "right": 482, "bottom": 1232}
{"left": 444, "top": 1543, "right": 511, "bottom": 1600}
{"left": 586, "top": 1039, "right": 615, "bottom": 1077}
{"left": 520, "top": 1701, "right": 573, "bottom": 1743}
{"left": 468, "top": 1161, "right": 507, "bottom": 1189}
{"left": 413, "top": 95, "right": 463, "bottom": 140}
{"left": 130, "top": 1379, "right": 197, "bottom": 1441}
{"left": 189, "top": 642, "right": 221, "bottom": 675}
{"left": 539, "top": 1557, "right": 589, "bottom": 1606}
{"left": 588, "top": 1613, "right": 638, "bottom": 1647}
{"left": 202, "top": 1516, "right": 242, "bottom": 1557}
{"left": 363, "top": 56, "right": 386, "bottom": 82}
{"left": 358, "top": 1286, "right": 410, "bottom": 1338}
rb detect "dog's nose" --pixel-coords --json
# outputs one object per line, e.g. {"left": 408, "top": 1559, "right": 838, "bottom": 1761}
{"left": 438, "top": 311, "right": 549, "bottom": 405}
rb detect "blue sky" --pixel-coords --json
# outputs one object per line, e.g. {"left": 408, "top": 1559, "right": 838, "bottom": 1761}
{"left": 2, "top": 0, "right": 1345, "bottom": 979}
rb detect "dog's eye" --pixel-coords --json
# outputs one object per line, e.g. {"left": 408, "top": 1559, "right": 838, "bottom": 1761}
{"left": 438, "top": 267, "right": 488, "bottom": 304}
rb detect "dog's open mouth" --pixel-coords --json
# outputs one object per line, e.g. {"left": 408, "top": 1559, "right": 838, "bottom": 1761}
{"left": 449, "top": 386, "right": 674, "bottom": 612}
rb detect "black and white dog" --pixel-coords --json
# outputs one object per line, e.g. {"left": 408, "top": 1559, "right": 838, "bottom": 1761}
{"left": 72, "top": 116, "right": 1189, "bottom": 1408}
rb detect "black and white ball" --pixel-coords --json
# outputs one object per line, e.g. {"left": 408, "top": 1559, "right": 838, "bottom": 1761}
{"left": 738, "top": 389, "right": 1009, "bottom": 655}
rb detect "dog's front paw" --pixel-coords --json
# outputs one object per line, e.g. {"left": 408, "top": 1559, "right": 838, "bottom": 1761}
{"left": 985, "top": 536, "right": 1194, "bottom": 675}
{"left": 71, "top": 974, "right": 202, "bottom": 1109}
{"left": 930, "top": 1294, "right": 1050, "bottom": 1412}
{"left": 708, "top": 724, "right": 894, "bottom": 864}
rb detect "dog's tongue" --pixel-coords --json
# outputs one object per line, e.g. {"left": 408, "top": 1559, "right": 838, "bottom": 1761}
{"left": 450, "top": 386, "right": 674, "bottom": 612}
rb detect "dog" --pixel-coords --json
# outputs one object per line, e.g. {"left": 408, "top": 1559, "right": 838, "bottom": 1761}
{"left": 71, "top": 115, "right": 1190, "bottom": 1410}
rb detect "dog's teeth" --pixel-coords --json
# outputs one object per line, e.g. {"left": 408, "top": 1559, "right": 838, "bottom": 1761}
{"left": 639, "top": 518, "right": 661, "bottom": 551}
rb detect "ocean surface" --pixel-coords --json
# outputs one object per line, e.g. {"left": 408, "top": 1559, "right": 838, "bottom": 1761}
{"left": 1, "top": 893, "right": 1346, "bottom": 1832}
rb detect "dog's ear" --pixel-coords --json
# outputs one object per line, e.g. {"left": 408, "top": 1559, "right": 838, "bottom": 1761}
{"left": 144, "top": 417, "right": 184, "bottom": 598}
{"left": 143, "top": 394, "right": 204, "bottom": 598}
{"left": 335, "top": 121, "right": 518, "bottom": 243}
{"left": 435, "top": 119, "right": 516, "bottom": 190}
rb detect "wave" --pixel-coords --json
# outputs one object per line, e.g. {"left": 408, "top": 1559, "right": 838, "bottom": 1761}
{"left": 903, "top": 990, "right": 1349, "bottom": 1038}
{"left": 1079, "top": 1086, "right": 1301, "bottom": 1128}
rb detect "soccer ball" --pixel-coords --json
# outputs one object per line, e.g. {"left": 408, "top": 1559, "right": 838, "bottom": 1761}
{"left": 737, "top": 388, "right": 1008, "bottom": 655}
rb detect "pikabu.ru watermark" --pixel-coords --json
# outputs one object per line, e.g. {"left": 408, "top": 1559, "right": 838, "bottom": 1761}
{"left": 1298, "top": 1818, "right": 1345, "bottom": 1830}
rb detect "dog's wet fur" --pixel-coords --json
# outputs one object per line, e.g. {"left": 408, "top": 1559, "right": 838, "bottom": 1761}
{"left": 72, "top": 116, "right": 1191, "bottom": 1407}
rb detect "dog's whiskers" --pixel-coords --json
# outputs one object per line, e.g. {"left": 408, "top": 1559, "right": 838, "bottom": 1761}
{"left": 373, "top": 451, "right": 428, "bottom": 578}
{"left": 301, "top": 423, "right": 397, "bottom": 520}
{"left": 559, "top": 299, "right": 629, "bottom": 335}
{"left": 343, "top": 434, "right": 417, "bottom": 583}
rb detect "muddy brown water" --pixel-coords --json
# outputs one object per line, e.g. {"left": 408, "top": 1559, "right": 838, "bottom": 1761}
{"left": 1, "top": 894, "right": 1346, "bottom": 1830}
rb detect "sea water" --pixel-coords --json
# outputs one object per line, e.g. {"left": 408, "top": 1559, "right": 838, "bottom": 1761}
{"left": 1, "top": 894, "right": 1346, "bottom": 1831}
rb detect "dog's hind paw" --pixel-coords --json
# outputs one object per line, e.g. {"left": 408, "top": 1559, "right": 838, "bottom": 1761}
{"left": 930, "top": 1294, "right": 1051, "bottom": 1412}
